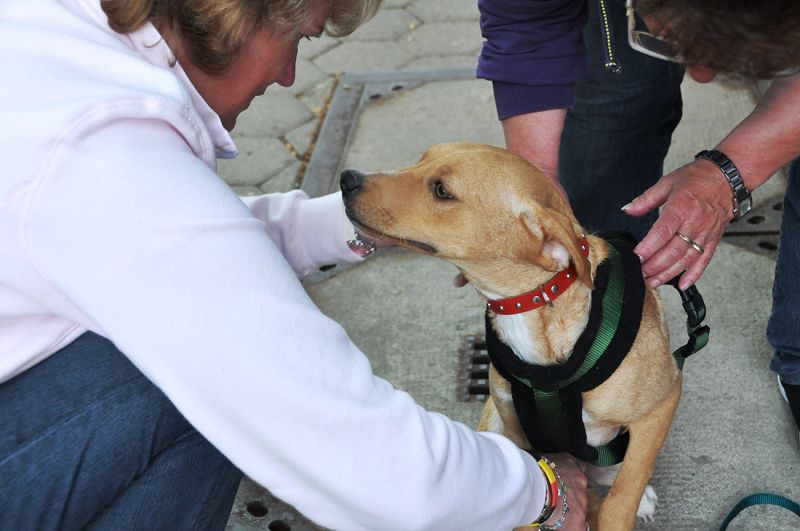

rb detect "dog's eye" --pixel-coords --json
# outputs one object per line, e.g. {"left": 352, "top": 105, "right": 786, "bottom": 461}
{"left": 431, "top": 180, "right": 455, "bottom": 200}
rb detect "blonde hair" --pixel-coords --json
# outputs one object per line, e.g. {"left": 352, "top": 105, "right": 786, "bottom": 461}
{"left": 101, "top": 0, "right": 380, "bottom": 74}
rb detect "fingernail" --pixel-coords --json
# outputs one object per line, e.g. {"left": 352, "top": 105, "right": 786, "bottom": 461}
{"left": 649, "top": 278, "right": 661, "bottom": 288}
{"left": 620, "top": 202, "right": 632, "bottom": 211}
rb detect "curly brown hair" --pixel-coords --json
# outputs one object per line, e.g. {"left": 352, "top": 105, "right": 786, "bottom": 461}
{"left": 637, "top": 0, "right": 800, "bottom": 77}
{"left": 101, "top": 0, "right": 380, "bottom": 74}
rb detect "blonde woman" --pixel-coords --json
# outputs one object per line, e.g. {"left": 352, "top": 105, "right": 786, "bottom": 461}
{"left": 0, "top": 0, "right": 587, "bottom": 529}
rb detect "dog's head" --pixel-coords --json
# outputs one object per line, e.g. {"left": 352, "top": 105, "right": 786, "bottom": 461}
{"left": 341, "top": 142, "right": 592, "bottom": 288}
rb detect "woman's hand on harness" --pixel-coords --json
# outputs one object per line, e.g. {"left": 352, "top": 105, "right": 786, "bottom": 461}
{"left": 622, "top": 158, "right": 733, "bottom": 290}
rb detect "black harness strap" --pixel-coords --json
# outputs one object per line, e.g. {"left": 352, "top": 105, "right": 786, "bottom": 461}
{"left": 485, "top": 234, "right": 667, "bottom": 465}
{"left": 667, "top": 276, "right": 710, "bottom": 370}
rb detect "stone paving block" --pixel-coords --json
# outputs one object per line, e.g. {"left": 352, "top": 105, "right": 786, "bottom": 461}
{"left": 403, "top": 55, "right": 478, "bottom": 71}
{"left": 233, "top": 90, "right": 314, "bottom": 138}
{"left": 285, "top": 120, "right": 318, "bottom": 158}
{"left": 313, "top": 41, "right": 413, "bottom": 74}
{"left": 230, "top": 185, "right": 263, "bottom": 197}
{"left": 297, "top": 33, "right": 339, "bottom": 62}
{"left": 407, "top": 0, "right": 481, "bottom": 22}
{"left": 283, "top": 60, "right": 328, "bottom": 96}
{"left": 261, "top": 161, "right": 303, "bottom": 194}
{"left": 346, "top": 9, "right": 418, "bottom": 41}
{"left": 344, "top": 79, "right": 502, "bottom": 171}
{"left": 218, "top": 137, "right": 296, "bottom": 187}
{"left": 402, "top": 21, "right": 483, "bottom": 57}
{"left": 298, "top": 78, "right": 336, "bottom": 117}
{"left": 664, "top": 78, "right": 756, "bottom": 175}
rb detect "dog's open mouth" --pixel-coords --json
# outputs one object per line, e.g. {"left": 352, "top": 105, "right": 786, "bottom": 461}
{"left": 346, "top": 212, "right": 437, "bottom": 254}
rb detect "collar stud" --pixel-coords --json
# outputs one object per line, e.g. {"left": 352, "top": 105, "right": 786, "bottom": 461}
{"left": 488, "top": 237, "right": 590, "bottom": 315}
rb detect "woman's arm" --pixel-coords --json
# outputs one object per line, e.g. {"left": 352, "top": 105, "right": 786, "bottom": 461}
{"left": 625, "top": 74, "right": 800, "bottom": 289}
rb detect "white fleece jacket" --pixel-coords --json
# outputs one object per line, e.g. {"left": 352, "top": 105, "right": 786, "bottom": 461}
{"left": 0, "top": 0, "right": 546, "bottom": 529}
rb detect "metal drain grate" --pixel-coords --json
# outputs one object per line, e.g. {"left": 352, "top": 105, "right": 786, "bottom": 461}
{"left": 458, "top": 334, "right": 490, "bottom": 402}
{"left": 228, "top": 478, "right": 327, "bottom": 531}
{"left": 722, "top": 196, "right": 783, "bottom": 256}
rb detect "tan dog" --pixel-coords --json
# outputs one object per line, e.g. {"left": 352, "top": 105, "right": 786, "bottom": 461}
{"left": 341, "top": 142, "right": 682, "bottom": 530}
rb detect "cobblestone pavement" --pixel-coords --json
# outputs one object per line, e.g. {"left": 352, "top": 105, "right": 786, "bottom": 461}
{"left": 217, "top": 0, "right": 483, "bottom": 197}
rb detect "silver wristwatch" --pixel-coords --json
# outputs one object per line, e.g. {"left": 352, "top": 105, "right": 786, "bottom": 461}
{"left": 695, "top": 149, "right": 752, "bottom": 221}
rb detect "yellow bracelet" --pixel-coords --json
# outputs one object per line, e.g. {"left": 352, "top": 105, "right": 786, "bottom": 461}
{"left": 526, "top": 457, "right": 560, "bottom": 527}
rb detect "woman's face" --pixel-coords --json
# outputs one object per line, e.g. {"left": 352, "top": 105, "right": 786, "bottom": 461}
{"left": 181, "top": 0, "right": 330, "bottom": 131}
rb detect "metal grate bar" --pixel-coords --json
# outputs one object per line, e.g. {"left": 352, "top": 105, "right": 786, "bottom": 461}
{"left": 458, "top": 334, "right": 490, "bottom": 402}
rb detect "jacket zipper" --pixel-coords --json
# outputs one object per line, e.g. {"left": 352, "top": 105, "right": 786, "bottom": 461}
{"left": 598, "top": 0, "right": 622, "bottom": 73}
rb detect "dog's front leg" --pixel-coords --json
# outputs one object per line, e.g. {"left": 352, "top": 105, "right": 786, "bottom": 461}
{"left": 597, "top": 377, "right": 682, "bottom": 530}
{"left": 478, "top": 366, "right": 532, "bottom": 449}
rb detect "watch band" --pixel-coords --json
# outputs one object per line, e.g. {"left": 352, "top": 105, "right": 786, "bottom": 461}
{"left": 695, "top": 149, "right": 752, "bottom": 221}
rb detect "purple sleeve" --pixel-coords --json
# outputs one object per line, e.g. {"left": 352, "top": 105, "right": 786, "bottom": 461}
{"left": 477, "top": 0, "right": 589, "bottom": 120}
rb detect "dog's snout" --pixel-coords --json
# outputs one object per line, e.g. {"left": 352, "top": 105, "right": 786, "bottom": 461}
{"left": 340, "top": 169, "right": 365, "bottom": 194}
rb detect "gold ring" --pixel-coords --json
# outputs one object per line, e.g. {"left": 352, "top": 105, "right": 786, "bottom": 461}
{"left": 676, "top": 233, "right": 705, "bottom": 254}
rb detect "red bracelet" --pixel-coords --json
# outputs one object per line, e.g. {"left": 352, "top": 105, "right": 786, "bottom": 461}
{"left": 527, "top": 457, "right": 560, "bottom": 528}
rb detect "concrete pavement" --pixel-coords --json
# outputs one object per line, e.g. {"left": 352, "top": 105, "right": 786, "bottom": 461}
{"left": 224, "top": 1, "right": 799, "bottom": 529}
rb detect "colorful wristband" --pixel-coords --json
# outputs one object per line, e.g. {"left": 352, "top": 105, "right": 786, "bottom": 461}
{"left": 527, "top": 457, "right": 560, "bottom": 528}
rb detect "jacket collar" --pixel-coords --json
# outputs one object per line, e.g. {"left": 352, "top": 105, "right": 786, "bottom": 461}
{"left": 62, "top": 0, "right": 238, "bottom": 160}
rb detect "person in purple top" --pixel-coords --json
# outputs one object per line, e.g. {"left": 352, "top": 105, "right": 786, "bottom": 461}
{"left": 478, "top": 0, "right": 800, "bottom": 440}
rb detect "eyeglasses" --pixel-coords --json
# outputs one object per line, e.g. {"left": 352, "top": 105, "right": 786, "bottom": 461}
{"left": 626, "top": 0, "right": 800, "bottom": 77}
{"left": 626, "top": 0, "right": 681, "bottom": 62}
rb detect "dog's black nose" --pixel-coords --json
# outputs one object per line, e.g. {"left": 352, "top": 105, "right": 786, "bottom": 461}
{"left": 340, "top": 169, "right": 364, "bottom": 194}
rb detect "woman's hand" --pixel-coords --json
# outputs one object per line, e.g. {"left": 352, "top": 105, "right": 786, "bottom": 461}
{"left": 543, "top": 453, "right": 588, "bottom": 530}
{"left": 623, "top": 158, "right": 734, "bottom": 290}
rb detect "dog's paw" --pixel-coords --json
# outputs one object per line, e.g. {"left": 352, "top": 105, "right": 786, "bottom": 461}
{"left": 636, "top": 485, "right": 658, "bottom": 522}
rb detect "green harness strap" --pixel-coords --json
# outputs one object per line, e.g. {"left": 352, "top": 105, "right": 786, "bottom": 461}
{"left": 514, "top": 246, "right": 626, "bottom": 462}
{"left": 514, "top": 247, "right": 709, "bottom": 467}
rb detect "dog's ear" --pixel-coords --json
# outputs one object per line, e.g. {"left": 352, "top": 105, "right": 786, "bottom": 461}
{"left": 520, "top": 207, "right": 593, "bottom": 289}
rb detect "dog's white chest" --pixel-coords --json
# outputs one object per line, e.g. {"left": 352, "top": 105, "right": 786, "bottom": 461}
{"left": 493, "top": 314, "right": 548, "bottom": 365}
{"left": 492, "top": 310, "right": 588, "bottom": 366}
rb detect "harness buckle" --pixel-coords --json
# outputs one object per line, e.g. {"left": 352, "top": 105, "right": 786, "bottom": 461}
{"left": 667, "top": 276, "right": 706, "bottom": 327}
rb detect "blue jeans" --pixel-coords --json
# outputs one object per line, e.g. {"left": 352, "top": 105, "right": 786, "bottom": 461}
{"left": 559, "top": 0, "right": 684, "bottom": 242}
{"left": 0, "top": 332, "right": 243, "bottom": 530}
{"left": 769, "top": 161, "right": 800, "bottom": 385}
